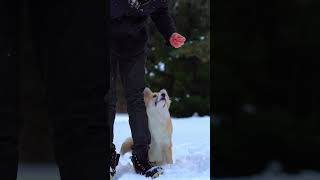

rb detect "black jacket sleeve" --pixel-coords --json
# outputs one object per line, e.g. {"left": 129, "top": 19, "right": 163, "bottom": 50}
{"left": 110, "top": 0, "right": 128, "bottom": 19}
{"left": 150, "top": 4, "right": 177, "bottom": 42}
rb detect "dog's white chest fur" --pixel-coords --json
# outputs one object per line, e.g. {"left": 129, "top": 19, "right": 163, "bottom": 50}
{"left": 147, "top": 108, "right": 171, "bottom": 142}
{"left": 146, "top": 103, "right": 173, "bottom": 165}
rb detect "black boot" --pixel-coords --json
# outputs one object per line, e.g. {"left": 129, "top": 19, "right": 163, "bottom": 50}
{"left": 131, "top": 149, "right": 163, "bottom": 178}
{"left": 110, "top": 148, "right": 120, "bottom": 179}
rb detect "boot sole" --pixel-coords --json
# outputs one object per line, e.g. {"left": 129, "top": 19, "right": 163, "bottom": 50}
{"left": 151, "top": 171, "right": 163, "bottom": 179}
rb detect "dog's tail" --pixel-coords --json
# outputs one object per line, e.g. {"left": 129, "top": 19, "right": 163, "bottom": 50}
{"left": 120, "top": 137, "right": 134, "bottom": 155}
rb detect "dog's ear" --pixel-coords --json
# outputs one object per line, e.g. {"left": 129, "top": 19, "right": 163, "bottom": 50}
{"left": 143, "top": 87, "right": 152, "bottom": 97}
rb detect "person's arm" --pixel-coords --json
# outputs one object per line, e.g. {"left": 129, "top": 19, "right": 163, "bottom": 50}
{"left": 150, "top": 5, "right": 176, "bottom": 41}
{"left": 150, "top": 4, "right": 185, "bottom": 48}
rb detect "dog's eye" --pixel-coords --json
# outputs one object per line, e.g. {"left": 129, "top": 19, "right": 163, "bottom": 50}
{"left": 153, "top": 95, "right": 157, "bottom": 98}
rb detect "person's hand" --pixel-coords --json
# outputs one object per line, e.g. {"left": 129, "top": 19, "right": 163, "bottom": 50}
{"left": 169, "top": 33, "right": 186, "bottom": 48}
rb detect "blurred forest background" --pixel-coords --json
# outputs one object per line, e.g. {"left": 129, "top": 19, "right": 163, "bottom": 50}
{"left": 116, "top": 0, "right": 211, "bottom": 117}
{"left": 18, "top": 0, "right": 210, "bottom": 163}
{"left": 213, "top": 0, "right": 320, "bottom": 178}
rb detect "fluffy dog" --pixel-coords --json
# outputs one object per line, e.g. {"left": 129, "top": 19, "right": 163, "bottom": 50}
{"left": 120, "top": 87, "right": 173, "bottom": 166}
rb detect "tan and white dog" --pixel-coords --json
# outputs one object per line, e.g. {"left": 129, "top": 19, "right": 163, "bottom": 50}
{"left": 120, "top": 87, "right": 173, "bottom": 166}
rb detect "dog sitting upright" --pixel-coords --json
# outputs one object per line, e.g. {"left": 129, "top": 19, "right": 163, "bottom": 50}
{"left": 121, "top": 88, "right": 173, "bottom": 166}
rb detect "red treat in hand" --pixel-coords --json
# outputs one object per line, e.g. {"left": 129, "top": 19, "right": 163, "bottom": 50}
{"left": 169, "top": 33, "right": 186, "bottom": 48}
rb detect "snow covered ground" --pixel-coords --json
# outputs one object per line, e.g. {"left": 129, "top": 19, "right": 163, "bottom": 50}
{"left": 17, "top": 114, "right": 210, "bottom": 180}
{"left": 17, "top": 114, "right": 320, "bottom": 180}
{"left": 113, "top": 114, "right": 211, "bottom": 180}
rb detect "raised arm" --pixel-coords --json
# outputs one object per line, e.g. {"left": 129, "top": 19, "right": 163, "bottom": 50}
{"left": 151, "top": 4, "right": 185, "bottom": 48}
{"left": 150, "top": 5, "right": 176, "bottom": 41}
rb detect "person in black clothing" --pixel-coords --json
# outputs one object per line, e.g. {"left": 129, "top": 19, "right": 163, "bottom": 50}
{"left": 0, "top": 0, "right": 107, "bottom": 179}
{"left": 109, "top": 0, "right": 185, "bottom": 178}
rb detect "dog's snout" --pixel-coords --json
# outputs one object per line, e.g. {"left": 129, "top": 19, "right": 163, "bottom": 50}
{"left": 161, "top": 93, "right": 165, "bottom": 97}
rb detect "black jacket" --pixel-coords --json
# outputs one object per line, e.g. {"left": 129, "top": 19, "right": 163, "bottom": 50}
{"left": 111, "top": 0, "right": 176, "bottom": 57}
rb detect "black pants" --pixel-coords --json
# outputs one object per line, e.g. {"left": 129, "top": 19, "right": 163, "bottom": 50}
{"left": 0, "top": 0, "right": 107, "bottom": 179}
{"left": 108, "top": 51, "right": 151, "bottom": 154}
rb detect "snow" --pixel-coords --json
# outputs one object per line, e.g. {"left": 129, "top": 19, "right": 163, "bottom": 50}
{"left": 158, "top": 62, "right": 165, "bottom": 72}
{"left": 113, "top": 114, "right": 211, "bottom": 180}
{"left": 16, "top": 114, "right": 320, "bottom": 180}
{"left": 17, "top": 164, "right": 59, "bottom": 180}
{"left": 153, "top": 62, "right": 165, "bottom": 72}
{"left": 149, "top": 72, "right": 155, "bottom": 77}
